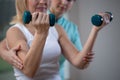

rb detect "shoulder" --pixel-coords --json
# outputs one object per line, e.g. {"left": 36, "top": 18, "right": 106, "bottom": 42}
{"left": 7, "top": 25, "right": 22, "bottom": 37}
{"left": 6, "top": 25, "right": 26, "bottom": 43}
{"left": 55, "top": 24, "right": 65, "bottom": 38}
{"left": 6, "top": 23, "right": 27, "bottom": 36}
{"left": 6, "top": 25, "right": 27, "bottom": 49}
{"left": 55, "top": 24, "right": 64, "bottom": 33}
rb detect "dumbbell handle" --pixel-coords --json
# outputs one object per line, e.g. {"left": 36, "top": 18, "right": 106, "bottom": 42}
{"left": 23, "top": 11, "right": 56, "bottom": 26}
{"left": 91, "top": 12, "right": 113, "bottom": 26}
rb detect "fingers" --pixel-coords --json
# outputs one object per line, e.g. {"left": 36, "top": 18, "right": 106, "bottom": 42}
{"left": 82, "top": 51, "right": 95, "bottom": 63}
{"left": 12, "top": 44, "right": 21, "bottom": 52}
{"left": 41, "top": 14, "right": 49, "bottom": 26}
{"left": 80, "top": 51, "right": 95, "bottom": 69}
{"left": 10, "top": 45, "right": 23, "bottom": 69}
{"left": 33, "top": 12, "right": 39, "bottom": 20}
{"left": 13, "top": 55, "right": 23, "bottom": 69}
{"left": 98, "top": 12, "right": 111, "bottom": 26}
{"left": 32, "top": 12, "right": 39, "bottom": 25}
{"left": 36, "top": 12, "right": 43, "bottom": 24}
{"left": 32, "top": 12, "right": 49, "bottom": 25}
{"left": 31, "top": 12, "right": 49, "bottom": 33}
{"left": 83, "top": 57, "right": 92, "bottom": 62}
{"left": 103, "top": 13, "right": 110, "bottom": 24}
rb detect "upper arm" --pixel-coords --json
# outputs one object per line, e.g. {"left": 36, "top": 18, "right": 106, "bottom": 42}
{"left": 0, "top": 39, "right": 9, "bottom": 58}
{"left": 55, "top": 25, "right": 79, "bottom": 64}
{"left": 0, "top": 39, "right": 6, "bottom": 57}
{"left": 6, "top": 27, "right": 29, "bottom": 61}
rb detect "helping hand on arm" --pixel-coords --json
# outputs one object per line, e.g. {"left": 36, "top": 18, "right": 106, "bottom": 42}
{"left": 0, "top": 39, "right": 23, "bottom": 69}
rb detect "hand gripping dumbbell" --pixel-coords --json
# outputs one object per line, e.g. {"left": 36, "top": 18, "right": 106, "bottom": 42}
{"left": 22, "top": 11, "right": 56, "bottom": 26}
{"left": 91, "top": 12, "right": 113, "bottom": 26}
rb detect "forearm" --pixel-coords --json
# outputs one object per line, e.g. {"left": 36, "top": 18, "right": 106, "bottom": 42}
{"left": 0, "top": 42, "right": 2, "bottom": 57}
{"left": 0, "top": 49, "right": 8, "bottom": 61}
{"left": 0, "top": 46, "right": 5, "bottom": 59}
{"left": 0, "top": 39, "right": 8, "bottom": 60}
{"left": 22, "top": 32, "right": 48, "bottom": 77}
{"left": 74, "top": 27, "right": 98, "bottom": 68}
{"left": 82, "top": 27, "right": 98, "bottom": 54}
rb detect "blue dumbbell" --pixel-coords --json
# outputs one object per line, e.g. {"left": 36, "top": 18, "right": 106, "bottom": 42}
{"left": 23, "top": 11, "right": 56, "bottom": 26}
{"left": 91, "top": 12, "right": 113, "bottom": 26}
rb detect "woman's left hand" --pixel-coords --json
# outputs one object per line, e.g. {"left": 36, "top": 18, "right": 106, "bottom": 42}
{"left": 93, "top": 12, "right": 111, "bottom": 31}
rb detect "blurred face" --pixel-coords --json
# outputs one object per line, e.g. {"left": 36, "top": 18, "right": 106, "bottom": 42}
{"left": 50, "top": 0, "right": 75, "bottom": 16}
{"left": 27, "top": 0, "right": 50, "bottom": 13}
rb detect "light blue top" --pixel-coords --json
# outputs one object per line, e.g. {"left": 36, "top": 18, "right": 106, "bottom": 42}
{"left": 48, "top": 10, "right": 83, "bottom": 80}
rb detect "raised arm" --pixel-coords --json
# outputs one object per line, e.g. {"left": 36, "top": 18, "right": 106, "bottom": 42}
{"left": 57, "top": 13, "right": 111, "bottom": 69}
{"left": 6, "top": 13, "right": 50, "bottom": 78}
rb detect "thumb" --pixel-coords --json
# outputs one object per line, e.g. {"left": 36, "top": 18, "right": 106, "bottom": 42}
{"left": 12, "top": 44, "right": 21, "bottom": 52}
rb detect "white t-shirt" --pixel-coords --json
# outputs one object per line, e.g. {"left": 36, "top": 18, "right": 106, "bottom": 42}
{"left": 11, "top": 23, "right": 62, "bottom": 80}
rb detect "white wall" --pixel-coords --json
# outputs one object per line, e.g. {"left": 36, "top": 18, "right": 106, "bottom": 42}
{"left": 66, "top": 0, "right": 120, "bottom": 80}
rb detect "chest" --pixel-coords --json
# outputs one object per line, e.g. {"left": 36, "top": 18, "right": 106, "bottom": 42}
{"left": 28, "top": 28, "right": 61, "bottom": 64}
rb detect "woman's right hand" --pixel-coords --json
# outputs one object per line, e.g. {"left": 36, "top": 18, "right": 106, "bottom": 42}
{"left": 31, "top": 12, "right": 50, "bottom": 34}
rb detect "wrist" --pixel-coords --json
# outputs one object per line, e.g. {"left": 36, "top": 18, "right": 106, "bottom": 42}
{"left": 35, "top": 29, "right": 49, "bottom": 35}
{"left": 92, "top": 26, "right": 100, "bottom": 33}
{"left": 35, "top": 31, "right": 48, "bottom": 37}
{"left": 34, "top": 31, "right": 48, "bottom": 41}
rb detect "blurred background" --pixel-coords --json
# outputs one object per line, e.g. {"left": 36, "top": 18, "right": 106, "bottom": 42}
{"left": 0, "top": 0, "right": 120, "bottom": 80}
{"left": 0, "top": 0, "right": 16, "bottom": 80}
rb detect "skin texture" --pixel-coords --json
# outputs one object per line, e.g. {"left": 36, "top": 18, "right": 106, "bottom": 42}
{"left": 49, "top": 0, "right": 94, "bottom": 70}
{"left": 0, "top": 39, "right": 23, "bottom": 69}
{"left": 50, "top": 0, "right": 74, "bottom": 19}
{"left": 2, "top": 0, "right": 111, "bottom": 79}
{"left": 0, "top": 0, "right": 93, "bottom": 71}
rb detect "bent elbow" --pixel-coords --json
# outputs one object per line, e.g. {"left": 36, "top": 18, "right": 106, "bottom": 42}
{"left": 73, "top": 61, "right": 89, "bottom": 70}
{"left": 22, "top": 64, "right": 38, "bottom": 78}
{"left": 22, "top": 60, "right": 39, "bottom": 78}
{"left": 78, "top": 66, "right": 87, "bottom": 70}
{"left": 25, "top": 73, "right": 34, "bottom": 78}
{"left": 78, "top": 63, "right": 90, "bottom": 70}
{"left": 22, "top": 69, "right": 36, "bottom": 78}
{"left": 75, "top": 64, "right": 86, "bottom": 70}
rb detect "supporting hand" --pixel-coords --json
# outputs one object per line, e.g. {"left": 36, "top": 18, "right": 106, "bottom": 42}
{"left": 81, "top": 51, "right": 94, "bottom": 69}
{"left": 6, "top": 45, "right": 23, "bottom": 69}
